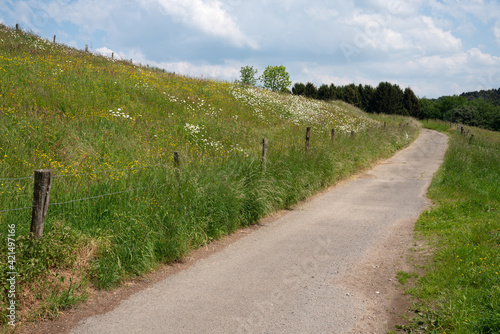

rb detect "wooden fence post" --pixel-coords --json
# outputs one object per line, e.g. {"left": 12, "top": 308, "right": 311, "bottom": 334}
{"left": 351, "top": 130, "right": 355, "bottom": 140}
{"left": 85, "top": 44, "right": 88, "bottom": 52}
{"left": 331, "top": 129, "right": 335, "bottom": 146}
{"left": 262, "top": 138, "right": 268, "bottom": 171}
{"left": 15, "top": 24, "right": 19, "bottom": 31}
{"left": 174, "top": 151, "right": 181, "bottom": 182}
{"left": 111, "top": 52, "right": 114, "bottom": 60}
{"left": 53, "top": 35, "right": 56, "bottom": 43}
{"left": 31, "top": 169, "right": 53, "bottom": 239}
{"left": 305, "top": 127, "right": 311, "bottom": 152}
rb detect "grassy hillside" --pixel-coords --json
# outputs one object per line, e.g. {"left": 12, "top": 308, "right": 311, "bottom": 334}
{"left": 0, "top": 25, "right": 419, "bottom": 327}
{"left": 402, "top": 121, "right": 500, "bottom": 333}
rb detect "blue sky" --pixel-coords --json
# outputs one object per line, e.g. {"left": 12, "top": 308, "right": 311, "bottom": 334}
{"left": 1, "top": 0, "right": 500, "bottom": 98}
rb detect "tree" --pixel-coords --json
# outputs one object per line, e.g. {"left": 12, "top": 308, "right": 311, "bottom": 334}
{"left": 329, "top": 84, "right": 338, "bottom": 100}
{"left": 260, "top": 65, "right": 292, "bottom": 93}
{"left": 344, "top": 84, "right": 361, "bottom": 107}
{"left": 304, "top": 82, "right": 318, "bottom": 99}
{"left": 317, "top": 84, "right": 332, "bottom": 100}
{"left": 403, "top": 87, "right": 422, "bottom": 118}
{"left": 335, "top": 85, "right": 345, "bottom": 101}
{"left": 292, "top": 82, "right": 306, "bottom": 96}
{"left": 419, "top": 98, "right": 439, "bottom": 119}
{"left": 451, "top": 105, "right": 480, "bottom": 126}
{"left": 239, "top": 66, "right": 258, "bottom": 86}
{"left": 433, "top": 95, "right": 467, "bottom": 120}
{"left": 359, "top": 84, "right": 374, "bottom": 112}
{"left": 370, "top": 82, "right": 403, "bottom": 114}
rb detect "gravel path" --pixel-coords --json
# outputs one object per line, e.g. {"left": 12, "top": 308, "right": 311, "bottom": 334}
{"left": 70, "top": 129, "right": 448, "bottom": 334}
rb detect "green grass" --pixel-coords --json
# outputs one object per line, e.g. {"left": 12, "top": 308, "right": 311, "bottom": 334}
{"left": 0, "top": 25, "right": 420, "bottom": 328}
{"left": 397, "top": 271, "right": 419, "bottom": 285}
{"left": 421, "top": 118, "right": 455, "bottom": 133}
{"left": 403, "top": 120, "right": 500, "bottom": 333}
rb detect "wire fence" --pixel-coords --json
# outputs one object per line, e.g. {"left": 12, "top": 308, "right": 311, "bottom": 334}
{"left": 0, "top": 206, "right": 33, "bottom": 213}
{"left": 0, "top": 130, "right": 351, "bottom": 214}
{"left": 0, "top": 144, "right": 267, "bottom": 216}
{"left": 51, "top": 163, "right": 167, "bottom": 179}
{"left": 1, "top": 124, "right": 414, "bottom": 236}
{"left": 49, "top": 185, "right": 159, "bottom": 206}
{"left": 0, "top": 175, "right": 34, "bottom": 182}
{"left": 0, "top": 151, "right": 238, "bottom": 215}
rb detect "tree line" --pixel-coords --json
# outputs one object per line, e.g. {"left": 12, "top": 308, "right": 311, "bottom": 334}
{"left": 291, "top": 81, "right": 422, "bottom": 119}
{"left": 420, "top": 89, "right": 500, "bottom": 131}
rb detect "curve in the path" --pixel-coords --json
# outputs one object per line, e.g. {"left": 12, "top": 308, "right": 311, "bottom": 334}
{"left": 71, "top": 129, "right": 448, "bottom": 334}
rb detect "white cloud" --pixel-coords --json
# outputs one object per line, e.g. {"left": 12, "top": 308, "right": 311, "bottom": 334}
{"left": 146, "top": 0, "right": 258, "bottom": 49}
{"left": 108, "top": 46, "right": 241, "bottom": 79}
{"left": 95, "top": 46, "right": 115, "bottom": 58}
{"left": 53, "top": 0, "right": 117, "bottom": 32}
{"left": 494, "top": 21, "right": 500, "bottom": 44}
{"left": 300, "top": 66, "right": 356, "bottom": 87}
{"left": 305, "top": 6, "right": 339, "bottom": 21}
{"left": 396, "top": 48, "right": 500, "bottom": 95}
{"left": 408, "top": 48, "right": 500, "bottom": 75}
{"left": 157, "top": 61, "right": 240, "bottom": 80}
{"left": 338, "top": 13, "right": 463, "bottom": 59}
{"left": 415, "top": 16, "right": 463, "bottom": 55}
{"left": 435, "top": 0, "right": 500, "bottom": 23}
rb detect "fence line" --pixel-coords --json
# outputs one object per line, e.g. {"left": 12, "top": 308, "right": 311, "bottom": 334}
{"left": 1, "top": 149, "right": 257, "bottom": 214}
{"left": 1, "top": 184, "right": 163, "bottom": 213}
{"left": 52, "top": 164, "right": 167, "bottom": 179}
{"left": 0, "top": 206, "right": 32, "bottom": 213}
{"left": 2, "top": 124, "right": 402, "bottom": 237}
{"left": 0, "top": 175, "right": 34, "bottom": 181}
{"left": 49, "top": 185, "right": 161, "bottom": 206}
{"left": 0, "top": 125, "right": 386, "bottom": 182}
{"left": 0, "top": 164, "right": 168, "bottom": 182}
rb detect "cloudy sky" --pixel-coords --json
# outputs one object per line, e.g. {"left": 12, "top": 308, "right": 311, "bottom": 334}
{"left": 1, "top": 0, "right": 500, "bottom": 98}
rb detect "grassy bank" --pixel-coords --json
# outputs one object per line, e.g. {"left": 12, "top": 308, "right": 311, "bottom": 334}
{"left": 0, "top": 25, "right": 419, "bottom": 328}
{"left": 404, "top": 120, "right": 500, "bottom": 333}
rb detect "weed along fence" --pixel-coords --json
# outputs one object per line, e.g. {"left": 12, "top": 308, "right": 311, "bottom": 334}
{"left": 0, "top": 125, "right": 401, "bottom": 240}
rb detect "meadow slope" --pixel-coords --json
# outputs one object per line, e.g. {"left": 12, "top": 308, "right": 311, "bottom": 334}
{"left": 0, "top": 25, "right": 419, "bottom": 327}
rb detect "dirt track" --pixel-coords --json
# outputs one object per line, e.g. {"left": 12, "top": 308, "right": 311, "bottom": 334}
{"left": 30, "top": 129, "right": 448, "bottom": 334}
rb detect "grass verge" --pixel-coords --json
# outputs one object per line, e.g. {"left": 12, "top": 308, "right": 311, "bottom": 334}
{"left": 401, "top": 120, "right": 500, "bottom": 333}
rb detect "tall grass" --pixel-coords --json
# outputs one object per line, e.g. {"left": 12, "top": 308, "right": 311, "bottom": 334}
{"left": 0, "top": 25, "right": 419, "bottom": 326}
{"left": 405, "top": 120, "right": 500, "bottom": 333}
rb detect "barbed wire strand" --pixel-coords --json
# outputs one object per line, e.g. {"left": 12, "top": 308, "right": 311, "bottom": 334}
{"left": 1, "top": 184, "right": 166, "bottom": 213}
{"left": 53, "top": 164, "right": 167, "bottom": 179}
{"left": 0, "top": 206, "right": 32, "bottom": 213}
{"left": 49, "top": 184, "right": 162, "bottom": 206}
{"left": 2, "top": 145, "right": 284, "bottom": 183}
{"left": 0, "top": 176, "right": 34, "bottom": 182}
